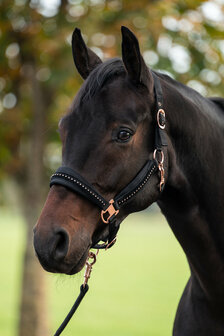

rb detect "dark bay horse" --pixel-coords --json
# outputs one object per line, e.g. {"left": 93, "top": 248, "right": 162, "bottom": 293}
{"left": 34, "top": 26, "right": 224, "bottom": 335}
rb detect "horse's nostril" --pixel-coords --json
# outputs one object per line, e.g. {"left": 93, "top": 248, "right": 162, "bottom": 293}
{"left": 53, "top": 229, "right": 69, "bottom": 262}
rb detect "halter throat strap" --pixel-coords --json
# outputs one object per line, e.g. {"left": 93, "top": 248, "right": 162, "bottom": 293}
{"left": 50, "top": 72, "right": 167, "bottom": 249}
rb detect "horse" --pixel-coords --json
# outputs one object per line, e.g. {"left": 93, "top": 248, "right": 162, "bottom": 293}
{"left": 33, "top": 26, "right": 224, "bottom": 335}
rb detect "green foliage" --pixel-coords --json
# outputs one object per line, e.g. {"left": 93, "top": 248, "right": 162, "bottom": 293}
{"left": 0, "top": 0, "right": 223, "bottom": 183}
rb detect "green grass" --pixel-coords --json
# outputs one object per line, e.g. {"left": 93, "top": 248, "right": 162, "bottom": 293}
{"left": 0, "top": 209, "right": 189, "bottom": 336}
{"left": 0, "top": 209, "right": 25, "bottom": 336}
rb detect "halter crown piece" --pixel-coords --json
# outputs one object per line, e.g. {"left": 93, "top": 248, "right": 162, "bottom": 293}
{"left": 50, "top": 72, "right": 167, "bottom": 250}
{"left": 51, "top": 73, "right": 167, "bottom": 335}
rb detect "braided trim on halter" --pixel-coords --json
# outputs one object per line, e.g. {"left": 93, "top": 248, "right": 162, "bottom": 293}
{"left": 51, "top": 172, "right": 106, "bottom": 207}
{"left": 117, "top": 164, "right": 157, "bottom": 205}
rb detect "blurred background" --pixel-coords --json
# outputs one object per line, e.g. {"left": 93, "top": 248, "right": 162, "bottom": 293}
{"left": 0, "top": 0, "right": 223, "bottom": 335}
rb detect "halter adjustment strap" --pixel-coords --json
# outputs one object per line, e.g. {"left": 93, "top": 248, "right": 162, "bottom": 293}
{"left": 153, "top": 72, "right": 167, "bottom": 149}
{"left": 152, "top": 72, "right": 167, "bottom": 192}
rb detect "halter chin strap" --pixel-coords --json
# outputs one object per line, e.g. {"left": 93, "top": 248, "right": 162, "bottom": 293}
{"left": 50, "top": 72, "right": 167, "bottom": 249}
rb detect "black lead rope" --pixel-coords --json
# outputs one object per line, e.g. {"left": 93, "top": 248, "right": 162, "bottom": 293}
{"left": 54, "top": 251, "right": 97, "bottom": 336}
{"left": 51, "top": 73, "right": 167, "bottom": 335}
{"left": 54, "top": 285, "right": 89, "bottom": 336}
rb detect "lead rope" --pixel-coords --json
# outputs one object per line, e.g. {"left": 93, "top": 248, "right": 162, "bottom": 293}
{"left": 54, "top": 250, "right": 99, "bottom": 336}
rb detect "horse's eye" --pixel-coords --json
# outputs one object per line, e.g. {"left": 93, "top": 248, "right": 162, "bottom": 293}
{"left": 118, "top": 130, "right": 132, "bottom": 142}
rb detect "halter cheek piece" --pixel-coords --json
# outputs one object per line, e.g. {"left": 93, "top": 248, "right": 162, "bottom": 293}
{"left": 50, "top": 73, "right": 167, "bottom": 250}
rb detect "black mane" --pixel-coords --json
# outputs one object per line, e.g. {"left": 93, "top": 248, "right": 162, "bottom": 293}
{"left": 73, "top": 58, "right": 224, "bottom": 128}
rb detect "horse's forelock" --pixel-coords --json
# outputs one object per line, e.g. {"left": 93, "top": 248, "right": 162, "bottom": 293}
{"left": 77, "top": 58, "right": 126, "bottom": 103}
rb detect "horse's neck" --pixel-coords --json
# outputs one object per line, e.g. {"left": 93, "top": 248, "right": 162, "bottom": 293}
{"left": 157, "top": 78, "right": 224, "bottom": 299}
{"left": 162, "top": 77, "right": 224, "bottom": 207}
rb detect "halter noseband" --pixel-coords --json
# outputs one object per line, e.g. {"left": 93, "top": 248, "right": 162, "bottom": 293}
{"left": 50, "top": 73, "right": 167, "bottom": 249}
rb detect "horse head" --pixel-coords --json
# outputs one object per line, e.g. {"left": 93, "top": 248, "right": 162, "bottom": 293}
{"left": 33, "top": 27, "right": 167, "bottom": 275}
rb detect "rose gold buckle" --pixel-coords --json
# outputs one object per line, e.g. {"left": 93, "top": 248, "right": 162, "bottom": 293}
{"left": 101, "top": 199, "right": 119, "bottom": 224}
{"left": 157, "top": 109, "right": 166, "bottom": 129}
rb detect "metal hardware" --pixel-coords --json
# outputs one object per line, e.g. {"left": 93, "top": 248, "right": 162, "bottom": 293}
{"left": 153, "top": 149, "right": 165, "bottom": 192}
{"left": 153, "top": 149, "right": 164, "bottom": 164}
{"left": 83, "top": 251, "right": 98, "bottom": 287}
{"left": 101, "top": 199, "right": 119, "bottom": 224}
{"left": 105, "top": 237, "right": 117, "bottom": 250}
{"left": 158, "top": 163, "right": 165, "bottom": 192}
{"left": 157, "top": 109, "right": 166, "bottom": 129}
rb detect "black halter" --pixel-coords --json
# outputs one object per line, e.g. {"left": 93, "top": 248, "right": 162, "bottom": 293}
{"left": 50, "top": 73, "right": 167, "bottom": 249}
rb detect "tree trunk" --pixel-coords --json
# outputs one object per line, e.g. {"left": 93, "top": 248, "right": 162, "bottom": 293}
{"left": 18, "top": 63, "right": 49, "bottom": 336}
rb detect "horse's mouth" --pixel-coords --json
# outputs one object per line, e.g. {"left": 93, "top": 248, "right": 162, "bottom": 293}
{"left": 66, "top": 246, "right": 90, "bottom": 275}
{"left": 35, "top": 244, "right": 91, "bottom": 275}
{"left": 66, "top": 226, "right": 109, "bottom": 275}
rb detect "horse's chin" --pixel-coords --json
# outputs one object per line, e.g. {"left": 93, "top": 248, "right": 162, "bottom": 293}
{"left": 65, "top": 248, "right": 89, "bottom": 275}
{"left": 35, "top": 242, "right": 90, "bottom": 275}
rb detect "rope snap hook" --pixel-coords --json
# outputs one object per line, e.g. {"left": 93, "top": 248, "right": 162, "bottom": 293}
{"left": 83, "top": 250, "right": 99, "bottom": 287}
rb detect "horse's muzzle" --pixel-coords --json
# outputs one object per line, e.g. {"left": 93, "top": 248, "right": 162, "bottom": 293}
{"left": 33, "top": 227, "right": 89, "bottom": 274}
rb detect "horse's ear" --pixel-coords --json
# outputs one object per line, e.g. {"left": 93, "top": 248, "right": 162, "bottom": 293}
{"left": 72, "top": 28, "right": 102, "bottom": 80}
{"left": 121, "top": 26, "right": 153, "bottom": 92}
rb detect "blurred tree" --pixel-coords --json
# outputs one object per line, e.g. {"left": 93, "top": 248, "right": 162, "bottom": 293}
{"left": 0, "top": 1, "right": 75, "bottom": 335}
{"left": 0, "top": 0, "right": 223, "bottom": 335}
